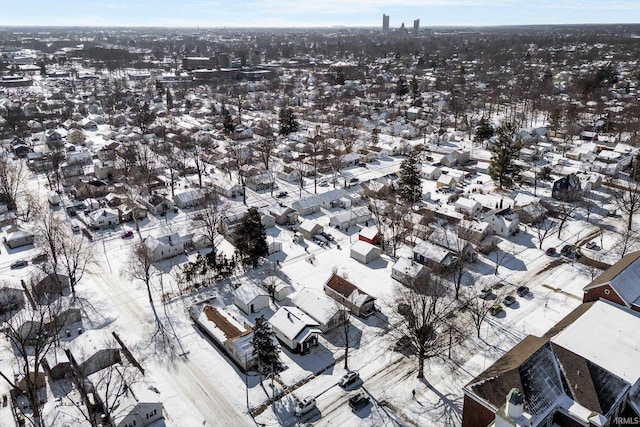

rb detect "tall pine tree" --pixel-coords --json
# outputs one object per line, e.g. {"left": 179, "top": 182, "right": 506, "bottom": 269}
{"left": 488, "top": 122, "right": 522, "bottom": 190}
{"left": 474, "top": 116, "right": 494, "bottom": 144}
{"left": 233, "top": 208, "right": 269, "bottom": 268}
{"left": 252, "top": 315, "right": 283, "bottom": 377}
{"left": 398, "top": 152, "right": 422, "bottom": 204}
{"left": 279, "top": 105, "right": 298, "bottom": 136}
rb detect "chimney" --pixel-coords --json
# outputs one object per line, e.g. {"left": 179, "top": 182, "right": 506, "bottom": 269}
{"left": 506, "top": 388, "right": 524, "bottom": 419}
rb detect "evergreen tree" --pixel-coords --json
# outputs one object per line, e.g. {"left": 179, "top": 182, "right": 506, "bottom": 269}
{"left": 252, "top": 315, "right": 283, "bottom": 376}
{"left": 278, "top": 105, "right": 298, "bottom": 136}
{"left": 398, "top": 152, "right": 422, "bottom": 204}
{"left": 488, "top": 122, "right": 523, "bottom": 190}
{"left": 474, "top": 116, "right": 494, "bottom": 144}
{"left": 233, "top": 208, "right": 268, "bottom": 268}
{"left": 395, "top": 75, "right": 409, "bottom": 97}
{"left": 632, "top": 152, "right": 640, "bottom": 182}
{"left": 221, "top": 104, "right": 234, "bottom": 135}
{"left": 166, "top": 88, "right": 173, "bottom": 110}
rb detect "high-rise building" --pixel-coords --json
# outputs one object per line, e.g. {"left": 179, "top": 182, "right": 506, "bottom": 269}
{"left": 382, "top": 14, "right": 390, "bottom": 32}
{"left": 413, "top": 19, "right": 420, "bottom": 35}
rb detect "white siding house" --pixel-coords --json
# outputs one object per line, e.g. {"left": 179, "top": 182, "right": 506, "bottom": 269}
{"left": 234, "top": 283, "right": 269, "bottom": 314}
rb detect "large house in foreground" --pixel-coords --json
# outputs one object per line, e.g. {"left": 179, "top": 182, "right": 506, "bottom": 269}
{"left": 462, "top": 300, "right": 640, "bottom": 427}
{"left": 583, "top": 250, "right": 640, "bottom": 313}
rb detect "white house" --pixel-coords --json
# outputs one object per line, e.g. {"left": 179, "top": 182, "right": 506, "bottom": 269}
{"left": 350, "top": 240, "right": 382, "bottom": 264}
{"left": 293, "top": 288, "right": 345, "bottom": 333}
{"left": 268, "top": 306, "right": 322, "bottom": 353}
{"left": 328, "top": 206, "right": 371, "bottom": 231}
{"left": 173, "top": 189, "right": 206, "bottom": 209}
{"left": 234, "top": 283, "right": 269, "bottom": 314}
{"left": 483, "top": 210, "right": 519, "bottom": 237}
{"left": 422, "top": 165, "right": 442, "bottom": 180}
{"left": 144, "top": 234, "right": 185, "bottom": 262}
{"left": 436, "top": 174, "right": 458, "bottom": 189}
{"left": 292, "top": 195, "right": 322, "bottom": 216}
{"left": 454, "top": 197, "right": 482, "bottom": 217}
{"left": 88, "top": 208, "right": 119, "bottom": 229}
{"left": 114, "top": 402, "right": 164, "bottom": 427}
{"left": 391, "top": 257, "right": 431, "bottom": 286}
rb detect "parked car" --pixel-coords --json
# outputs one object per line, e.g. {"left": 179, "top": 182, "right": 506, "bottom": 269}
{"left": 348, "top": 392, "right": 370, "bottom": 411}
{"left": 10, "top": 260, "right": 28, "bottom": 269}
{"left": 561, "top": 244, "right": 573, "bottom": 255}
{"left": 294, "top": 397, "right": 316, "bottom": 417}
{"left": 517, "top": 286, "right": 530, "bottom": 297}
{"left": 31, "top": 252, "right": 48, "bottom": 264}
{"left": 338, "top": 371, "right": 360, "bottom": 388}
{"left": 121, "top": 230, "right": 134, "bottom": 239}
{"left": 320, "top": 231, "right": 335, "bottom": 241}
{"left": 586, "top": 241, "right": 597, "bottom": 249}
{"left": 479, "top": 288, "right": 493, "bottom": 299}
{"left": 489, "top": 303, "right": 503, "bottom": 316}
{"left": 545, "top": 247, "right": 556, "bottom": 256}
{"left": 276, "top": 191, "right": 288, "bottom": 198}
{"left": 349, "top": 177, "right": 359, "bottom": 183}
{"left": 503, "top": 295, "right": 517, "bottom": 306}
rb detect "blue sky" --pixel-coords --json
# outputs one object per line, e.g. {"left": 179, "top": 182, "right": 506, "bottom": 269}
{"left": 1, "top": 1, "right": 639, "bottom": 28}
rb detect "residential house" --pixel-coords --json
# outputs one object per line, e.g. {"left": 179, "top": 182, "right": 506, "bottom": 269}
{"left": 462, "top": 300, "right": 640, "bottom": 427}
{"left": 350, "top": 240, "right": 381, "bottom": 264}
{"left": 483, "top": 210, "right": 519, "bottom": 237}
{"left": 318, "top": 189, "right": 347, "bottom": 209}
{"left": 552, "top": 173, "right": 581, "bottom": 201}
{"left": 391, "top": 257, "right": 431, "bottom": 287}
{"left": 583, "top": 251, "right": 640, "bottom": 312}
{"left": 140, "top": 193, "right": 174, "bottom": 216}
{"left": 234, "top": 283, "right": 270, "bottom": 314}
{"left": 189, "top": 304, "right": 256, "bottom": 371}
{"left": 454, "top": 197, "right": 482, "bottom": 217}
{"left": 117, "top": 201, "right": 148, "bottom": 223}
{"left": 31, "top": 273, "right": 71, "bottom": 302}
{"left": 293, "top": 288, "right": 345, "bottom": 333}
{"left": 0, "top": 286, "right": 25, "bottom": 315}
{"left": 436, "top": 174, "right": 457, "bottom": 190}
{"left": 212, "top": 176, "right": 242, "bottom": 199}
{"left": 324, "top": 273, "right": 376, "bottom": 317}
{"left": 328, "top": 206, "right": 371, "bottom": 231}
{"left": 268, "top": 205, "right": 298, "bottom": 225}
{"left": 422, "top": 164, "right": 442, "bottom": 180}
{"left": 75, "top": 179, "right": 109, "bottom": 200}
{"left": 292, "top": 195, "right": 322, "bottom": 216}
{"left": 261, "top": 213, "right": 276, "bottom": 229}
{"left": 428, "top": 228, "right": 477, "bottom": 262}
{"left": 114, "top": 401, "right": 164, "bottom": 427}
{"left": 144, "top": 234, "right": 185, "bottom": 262}
{"left": 269, "top": 306, "right": 322, "bottom": 353}
{"left": 413, "top": 240, "right": 457, "bottom": 271}
{"left": 457, "top": 220, "right": 492, "bottom": 245}
{"left": 88, "top": 208, "right": 119, "bottom": 229}
{"left": 173, "top": 189, "right": 206, "bottom": 209}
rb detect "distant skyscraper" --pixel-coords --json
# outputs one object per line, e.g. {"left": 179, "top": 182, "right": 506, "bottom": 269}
{"left": 413, "top": 19, "right": 420, "bottom": 35}
{"left": 382, "top": 14, "right": 390, "bottom": 32}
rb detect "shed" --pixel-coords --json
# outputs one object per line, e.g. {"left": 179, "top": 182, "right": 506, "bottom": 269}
{"left": 298, "top": 219, "right": 323, "bottom": 240}
{"left": 4, "top": 229, "right": 35, "bottom": 249}
{"left": 233, "top": 283, "right": 269, "bottom": 314}
{"left": 324, "top": 273, "right": 376, "bottom": 317}
{"left": 262, "top": 276, "right": 293, "bottom": 301}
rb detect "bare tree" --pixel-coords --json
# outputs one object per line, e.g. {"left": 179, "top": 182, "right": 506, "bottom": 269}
{"left": 613, "top": 178, "right": 640, "bottom": 232}
{"left": 125, "top": 242, "right": 156, "bottom": 304}
{"left": 58, "top": 232, "right": 94, "bottom": 297}
{"left": 463, "top": 279, "right": 496, "bottom": 338}
{"left": 189, "top": 191, "right": 228, "bottom": 263}
{"left": 614, "top": 226, "right": 639, "bottom": 261}
{"left": 532, "top": 217, "right": 557, "bottom": 250}
{"left": 1, "top": 302, "right": 65, "bottom": 426}
{"left": 253, "top": 136, "right": 276, "bottom": 172}
{"left": 391, "top": 276, "right": 462, "bottom": 379}
{"left": 491, "top": 242, "right": 514, "bottom": 275}
{"left": 0, "top": 154, "right": 28, "bottom": 210}
{"left": 337, "top": 309, "right": 353, "bottom": 370}
{"left": 554, "top": 202, "right": 577, "bottom": 239}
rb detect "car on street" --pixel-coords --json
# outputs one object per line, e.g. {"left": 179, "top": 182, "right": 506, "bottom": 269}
{"left": 503, "top": 295, "right": 517, "bottom": 306}
{"left": 479, "top": 288, "right": 493, "bottom": 299}
{"left": 517, "top": 286, "right": 530, "bottom": 297}
{"left": 349, "top": 177, "right": 359, "bottom": 183}
{"left": 586, "top": 241, "right": 597, "bottom": 249}
{"left": 489, "top": 303, "right": 503, "bottom": 316}
{"left": 31, "top": 252, "right": 48, "bottom": 264}
{"left": 276, "top": 191, "right": 288, "bottom": 198}
{"left": 545, "top": 247, "right": 556, "bottom": 256}
{"left": 561, "top": 244, "right": 573, "bottom": 255}
{"left": 10, "top": 259, "right": 28, "bottom": 269}
{"left": 121, "top": 230, "right": 134, "bottom": 239}
{"left": 348, "top": 392, "right": 370, "bottom": 411}
{"left": 294, "top": 397, "right": 316, "bottom": 417}
{"left": 338, "top": 371, "right": 360, "bottom": 388}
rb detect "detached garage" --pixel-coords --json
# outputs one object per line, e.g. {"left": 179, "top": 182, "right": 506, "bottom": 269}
{"left": 234, "top": 283, "right": 269, "bottom": 314}
{"left": 350, "top": 240, "right": 381, "bottom": 264}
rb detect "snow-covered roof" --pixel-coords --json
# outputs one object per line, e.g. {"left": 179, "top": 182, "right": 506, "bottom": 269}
{"left": 268, "top": 306, "right": 319, "bottom": 341}
{"left": 350, "top": 240, "right": 379, "bottom": 257}
{"left": 551, "top": 300, "right": 640, "bottom": 384}
{"left": 292, "top": 288, "right": 339, "bottom": 325}
{"left": 234, "top": 283, "right": 267, "bottom": 305}
{"left": 585, "top": 251, "right": 640, "bottom": 307}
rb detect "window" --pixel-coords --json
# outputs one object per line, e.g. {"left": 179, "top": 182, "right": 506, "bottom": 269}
{"left": 604, "top": 289, "right": 610, "bottom": 295}
{"left": 154, "top": 409, "right": 157, "bottom": 415}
